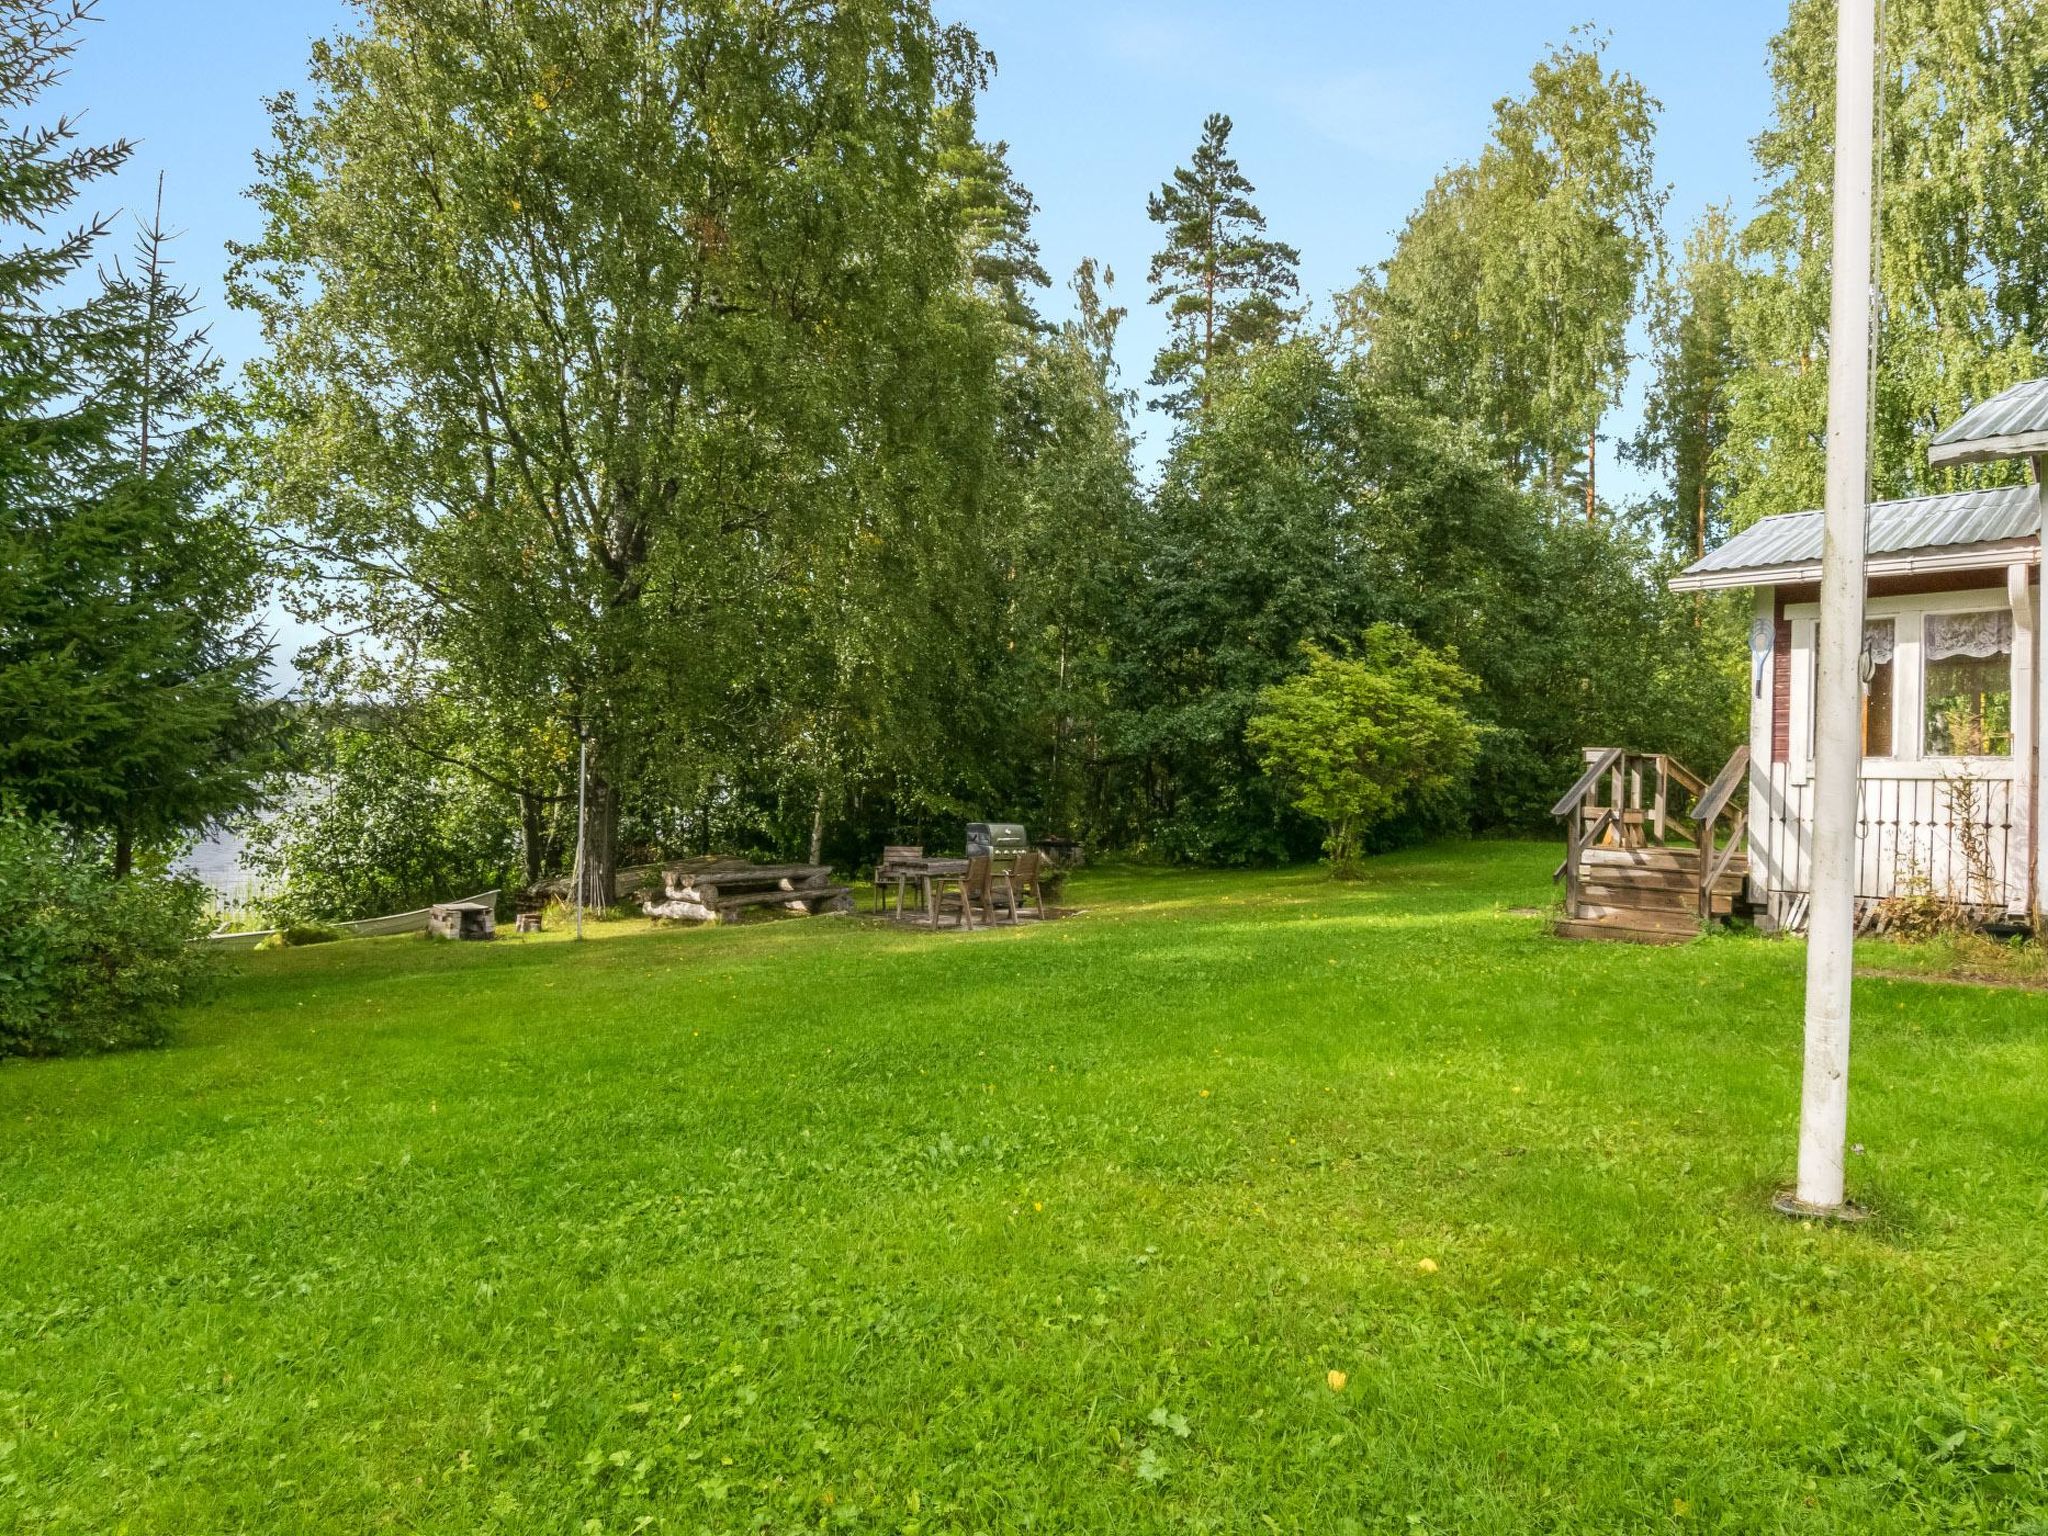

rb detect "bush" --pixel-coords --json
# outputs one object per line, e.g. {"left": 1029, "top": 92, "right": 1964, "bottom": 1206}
{"left": 0, "top": 801, "right": 210, "bottom": 1058}
{"left": 1246, "top": 627, "right": 1481, "bottom": 873}
{"left": 244, "top": 725, "right": 518, "bottom": 924}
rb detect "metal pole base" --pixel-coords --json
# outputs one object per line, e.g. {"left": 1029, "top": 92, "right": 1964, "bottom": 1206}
{"left": 1772, "top": 1191, "right": 1871, "bottom": 1224}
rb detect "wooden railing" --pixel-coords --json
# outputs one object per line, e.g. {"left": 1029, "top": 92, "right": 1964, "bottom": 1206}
{"left": 1551, "top": 746, "right": 1750, "bottom": 921}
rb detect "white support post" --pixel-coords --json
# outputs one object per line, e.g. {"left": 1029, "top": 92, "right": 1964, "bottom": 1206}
{"left": 2010, "top": 562, "right": 2036, "bottom": 918}
{"left": 1791, "top": 0, "right": 1878, "bottom": 1218}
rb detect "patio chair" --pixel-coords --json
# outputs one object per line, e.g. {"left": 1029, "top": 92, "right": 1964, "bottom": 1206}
{"left": 998, "top": 850, "right": 1047, "bottom": 920}
{"left": 875, "top": 844, "right": 923, "bottom": 915}
{"left": 928, "top": 856, "right": 983, "bottom": 931}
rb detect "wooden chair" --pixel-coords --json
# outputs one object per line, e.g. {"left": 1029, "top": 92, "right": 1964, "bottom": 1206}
{"left": 875, "top": 845, "right": 923, "bottom": 915}
{"left": 998, "top": 851, "right": 1047, "bottom": 920}
{"left": 961, "top": 854, "right": 997, "bottom": 928}
{"left": 927, "top": 857, "right": 980, "bottom": 931}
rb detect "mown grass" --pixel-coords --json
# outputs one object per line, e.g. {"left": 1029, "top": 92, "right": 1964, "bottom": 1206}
{"left": 3, "top": 843, "right": 2045, "bottom": 1534}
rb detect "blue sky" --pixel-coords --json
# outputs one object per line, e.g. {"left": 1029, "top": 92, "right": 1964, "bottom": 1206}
{"left": 53, "top": 0, "right": 1790, "bottom": 494}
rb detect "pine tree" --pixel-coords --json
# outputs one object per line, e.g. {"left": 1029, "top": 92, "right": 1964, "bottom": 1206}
{"left": 0, "top": 8, "right": 280, "bottom": 872}
{"left": 1146, "top": 113, "right": 1299, "bottom": 421}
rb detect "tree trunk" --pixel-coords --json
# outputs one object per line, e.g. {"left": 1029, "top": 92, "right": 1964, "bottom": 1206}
{"left": 578, "top": 769, "right": 619, "bottom": 910}
{"left": 1584, "top": 419, "right": 1598, "bottom": 524}
{"left": 113, "top": 825, "right": 133, "bottom": 880}
{"left": 808, "top": 785, "right": 826, "bottom": 866}
{"left": 518, "top": 790, "right": 548, "bottom": 886}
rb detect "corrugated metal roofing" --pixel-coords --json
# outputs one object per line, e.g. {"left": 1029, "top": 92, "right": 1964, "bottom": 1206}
{"left": 1677, "top": 483, "right": 2040, "bottom": 581}
{"left": 1930, "top": 379, "right": 2048, "bottom": 466}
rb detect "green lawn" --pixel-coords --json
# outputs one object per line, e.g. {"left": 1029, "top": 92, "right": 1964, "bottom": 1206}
{"left": 4, "top": 843, "right": 2046, "bottom": 1534}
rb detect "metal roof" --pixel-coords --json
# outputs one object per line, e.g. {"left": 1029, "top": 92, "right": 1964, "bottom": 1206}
{"left": 1670, "top": 483, "right": 2040, "bottom": 591}
{"left": 1930, "top": 379, "right": 2048, "bottom": 467}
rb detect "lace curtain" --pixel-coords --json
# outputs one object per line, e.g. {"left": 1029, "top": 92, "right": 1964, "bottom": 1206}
{"left": 1862, "top": 619, "right": 1895, "bottom": 667}
{"left": 1924, "top": 610, "right": 2012, "bottom": 661}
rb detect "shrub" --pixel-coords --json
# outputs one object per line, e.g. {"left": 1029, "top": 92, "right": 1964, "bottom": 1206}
{"left": 0, "top": 801, "right": 210, "bottom": 1058}
{"left": 243, "top": 725, "right": 518, "bottom": 924}
{"left": 1246, "top": 627, "right": 1481, "bottom": 874}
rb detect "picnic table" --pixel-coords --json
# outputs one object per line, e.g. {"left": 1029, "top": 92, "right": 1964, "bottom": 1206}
{"left": 880, "top": 857, "right": 977, "bottom": 930}
{"left": 642, "top": 860, "right": 853, "bottom": 926}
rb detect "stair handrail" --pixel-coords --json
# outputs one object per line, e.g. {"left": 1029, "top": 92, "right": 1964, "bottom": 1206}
{"left": 1692, "top": 745, "right": 1751, "bottom": 921}
{"left": 1692, "top": 746, "right": 1749, "bottom": 832}
{"left": 1550, "top": 746, "right": 1624, "bottom": 820}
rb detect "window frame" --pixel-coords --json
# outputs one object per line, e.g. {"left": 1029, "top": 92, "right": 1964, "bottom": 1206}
{"left": 1784, "top": 584, "right": 2030, "bottom": 780}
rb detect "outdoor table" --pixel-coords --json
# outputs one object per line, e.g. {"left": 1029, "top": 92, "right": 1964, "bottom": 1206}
{"left": 885, "top": 857, "right": 974, "bottom": 930}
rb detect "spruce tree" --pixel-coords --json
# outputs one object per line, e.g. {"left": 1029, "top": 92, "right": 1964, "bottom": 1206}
{"left": 1145, "top": 113, "right": 1299, "bottom": 421}
{"left": 0, "top": 7, "right": 280, "bottom": 870}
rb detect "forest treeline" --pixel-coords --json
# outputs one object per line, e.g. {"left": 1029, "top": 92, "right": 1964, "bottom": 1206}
{"left": 5, "top": 0, "right": 2046, "bottom": 937}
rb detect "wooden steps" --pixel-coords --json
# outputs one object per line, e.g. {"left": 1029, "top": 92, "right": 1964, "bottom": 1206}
{"left": 1555, "top": 843, "right": 1748, "bottom": 946}
{"left": 1551, "top": 747, "right": 1753, "bottom": 946}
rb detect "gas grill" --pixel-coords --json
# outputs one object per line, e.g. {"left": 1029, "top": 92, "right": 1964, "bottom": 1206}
{"left": 965, "top": 822, "right": 1029, "bottom": 859}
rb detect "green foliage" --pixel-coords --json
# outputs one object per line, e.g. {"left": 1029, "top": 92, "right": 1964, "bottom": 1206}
{"left": 1145, "top": 112, "right": 1300, "bottom": 420}
{"left": 1347, "top": 33, "right": 1663, "bottom": 496}
{"left": 1721, "top": 0, "right": 2048, "bottom": 528}
{"left": 232, "top": 0, "right": 1014, "bottom": 900}
{"left": 9, "top": 849, "right": 2048, "bottom": 1530}
{"left": 0, "top": 797, "right": 208, "bottom": 1058}
{"left": 1114, "top": 339, "right": 1743, "bottom": 859}
{"left": 1246, "top": 629, "right": 1479, "bottom": 870}
{"left": 243, "top": 724, "right": 518, "bottom": 924}
{"left": 0, "top": 12, "right": 279, "bottom": 865}
{"left": 1631, "top": 206, "right": 1741, "bottom": 558}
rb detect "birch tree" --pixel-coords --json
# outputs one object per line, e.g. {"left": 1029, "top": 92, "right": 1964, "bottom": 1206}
{"left": 1348, "top": 34, "right": 1663, "bottom": 504}
{"left": 1721, "top": 0, "right": 2048, "bottom": 527}
{"left": 232, "top": 0, "right": 1006, "bottom": 902}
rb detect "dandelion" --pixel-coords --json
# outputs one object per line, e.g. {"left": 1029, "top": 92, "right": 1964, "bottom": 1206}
{"left": 1416, "top": 1257, "right": 1438, "bottom": 1274}
{"left": 1199, "top": 1089, "right": 1210, "bottom": 1099}
{"left": 1326, "top": 1369, "right": 1347, "bottom": 1392}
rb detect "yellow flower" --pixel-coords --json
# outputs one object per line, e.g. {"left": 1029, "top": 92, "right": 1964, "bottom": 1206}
{"left": 1032, "top": 1201, "right": 1043, "bottom": 1212}
{"left": 1416, "top": 1257, "right": 1439, "bottom": 1274}
{"left": 1326, "top": 1369, "right": 1347, "bottom": 1392}
{"left": 531, "top": 91, "right": 551, "bottom": 110}
{"left": 1199, "top": 1089, "right": 1210, "bottom": 1099}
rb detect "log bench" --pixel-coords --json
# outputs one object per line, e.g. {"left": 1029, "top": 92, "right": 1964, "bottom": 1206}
{"left": 641, "top": 861, "right": 853, "bottom": 926}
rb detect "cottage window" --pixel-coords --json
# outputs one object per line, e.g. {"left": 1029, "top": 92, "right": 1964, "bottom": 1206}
{"left": 1861, "top": 618, "right": 1895, "bottom": 757}
{"left": 1923, "top": 610, "right": 2014, "bottom": 756}
{"left": 1806, "top": 618, "right": 1897, "bottom": 758}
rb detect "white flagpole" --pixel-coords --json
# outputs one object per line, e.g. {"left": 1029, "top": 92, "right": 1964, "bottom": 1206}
{"left": 1792, "top": 0, "right": 1879, "bottom": 1216}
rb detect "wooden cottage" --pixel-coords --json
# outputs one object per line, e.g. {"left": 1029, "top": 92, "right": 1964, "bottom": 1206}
{"left": 1666, "top": 382, "right": 2046, "bottom": 931}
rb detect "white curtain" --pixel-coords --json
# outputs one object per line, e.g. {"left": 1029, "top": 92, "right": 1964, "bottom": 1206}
{"left": 1862, "top": 619, "right": 1895, "bottom": 667}
{"left": 1924, "top": 610, "right": 2012, "bottom": 661}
